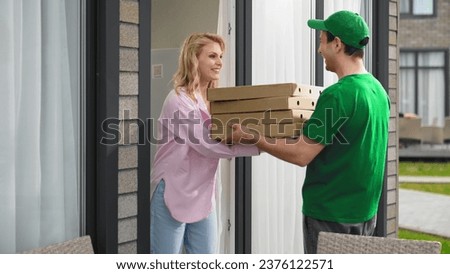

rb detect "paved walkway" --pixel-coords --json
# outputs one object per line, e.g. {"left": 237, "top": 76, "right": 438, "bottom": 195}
{"left": 399, "top": 188, "right": 450, "bottom": 238}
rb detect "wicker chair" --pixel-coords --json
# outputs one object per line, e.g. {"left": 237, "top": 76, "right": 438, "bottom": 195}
{"left": 398, "top": 117, "right": 422, "bottom": 147}
{"left": 317, "top": 232, "right": 442, "bottom": 254}
{"left": 22, "top": 235, "right": 94, "bottom": 254}
{"left": 444, "top": 117, "right": 450, "bottom": 143}
{"left": 421, "top": 126, "right": 444, "bottom": 145}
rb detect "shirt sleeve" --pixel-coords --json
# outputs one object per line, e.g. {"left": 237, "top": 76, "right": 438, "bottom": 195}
{"left": 162, "top": 92, "right": 260, "bottom": 158}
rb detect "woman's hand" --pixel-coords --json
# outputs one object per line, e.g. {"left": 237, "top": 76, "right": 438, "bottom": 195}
{"left": 225, "top": 124, "right": 260, "bottom": 145}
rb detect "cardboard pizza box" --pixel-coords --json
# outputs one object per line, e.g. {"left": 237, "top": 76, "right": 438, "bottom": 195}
{"left": 210, "top": 96, "right": 317, "bottom": 114}
{"left": 207, "top": 83, "right": 323, "bottom": 102}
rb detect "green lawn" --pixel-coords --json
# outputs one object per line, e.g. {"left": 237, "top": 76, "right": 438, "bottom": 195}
{"left": 399, "top": 161, "right": 450, "bottom": 176}
{"left": 399, "top": 161, "right": 450, "bottom": 196}
{"left": 400, "top": 183, "right": 450, "bottom": 196}
{"left": 399, "top": 229, "right": 450, "bottom": 254}
{"left": 398, "top": 161, "right": 450, "bottom": 253}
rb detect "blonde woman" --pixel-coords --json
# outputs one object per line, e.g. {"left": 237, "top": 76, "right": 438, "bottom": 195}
{"left": 150, "top": 33, "right": 259, "bottom": 254}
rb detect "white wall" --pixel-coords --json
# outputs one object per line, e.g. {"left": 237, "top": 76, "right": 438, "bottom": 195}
{"left": 151, "top": 0, "right": 220, "bottom": 49}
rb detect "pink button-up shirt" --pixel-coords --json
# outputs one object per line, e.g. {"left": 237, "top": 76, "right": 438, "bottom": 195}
{"left": 151, "top": 89, "right": 259, "bottom": 223}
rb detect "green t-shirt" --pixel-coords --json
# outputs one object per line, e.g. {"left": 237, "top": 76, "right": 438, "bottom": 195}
{"left": 302, "top": 73, "right": 390, "bottom": 223}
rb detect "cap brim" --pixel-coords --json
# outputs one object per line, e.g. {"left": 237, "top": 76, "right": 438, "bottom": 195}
{"left": 307, "top": 19, "right": 327, "bottom": 31}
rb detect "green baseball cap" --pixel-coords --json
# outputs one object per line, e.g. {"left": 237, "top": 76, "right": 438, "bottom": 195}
{"left": 307, "top": 10, "right": 370, "bottom": 49}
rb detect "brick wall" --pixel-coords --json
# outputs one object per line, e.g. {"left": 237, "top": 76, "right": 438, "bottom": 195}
{"left": 399, "top": 0, "right": 450, "bottom": 48}
{"left": 387, "top": 0, "right": 400, "bottom": 238}
{"left": 398, "top": 0, "right": 450, "bottom": 126}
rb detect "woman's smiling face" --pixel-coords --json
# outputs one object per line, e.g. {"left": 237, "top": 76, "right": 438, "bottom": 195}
{"left": 197, "top": 41, "right": 223, "bottom": 84}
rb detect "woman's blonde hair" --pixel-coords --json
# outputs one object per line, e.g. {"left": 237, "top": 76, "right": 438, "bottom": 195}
{"left": 172, "top": 33, "right": 225, "bottom": 96}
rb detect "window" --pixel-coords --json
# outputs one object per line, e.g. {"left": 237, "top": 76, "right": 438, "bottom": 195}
{"left": 0, "top": 0, "right": 83, "bottom": 253}
{"left": 400, "top": 0, "right": 435, "bottom": 17}
{"left": 399, "top": 50, "right": 448, "bottom": 126}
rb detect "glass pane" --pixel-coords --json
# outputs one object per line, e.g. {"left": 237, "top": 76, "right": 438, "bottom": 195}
{"left": 400, "top": 52, "right": 416, "bottom": 66}
{"left": 418, "top": 52, "right": 445, "bottom": 67}
{"left": 413, "top": 0, "right": 433, "bottom": 15}
{"left": 400, "top": 0, "right": 410, "bottom": 13}
{"left": 418, "top": 69, "right": 445, "bottom": 126}
{"left": 399, "top": 68, "right": 416, "bottom": 114}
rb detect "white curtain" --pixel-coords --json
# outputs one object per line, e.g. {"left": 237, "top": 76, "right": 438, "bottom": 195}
{"left": 0, "top": 0, "right": 80, "bottom": 253}
{"left": 399, "top": 53, "right": 417, "bottom": 115}
{"left": 216, "top": 0, "right": 236, "bottom": 253}
{"left": 323, "top": 1, "right": 362, "bottom": 87}
{"left": 251, "top": 0, "right": 312, "bottom": 254}
{"left": 418, "top": 52, "right": 445, "bottom": 127}
{"left": 251, "top": 0, "right": 364, "bottom": 253}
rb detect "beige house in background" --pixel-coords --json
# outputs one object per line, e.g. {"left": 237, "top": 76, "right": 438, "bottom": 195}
{"left": 398, "top": 0, "right": 450, "bottom": 151}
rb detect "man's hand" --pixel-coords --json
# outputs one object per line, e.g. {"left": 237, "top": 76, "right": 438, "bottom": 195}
{"left": 225, "top": 124, "right": 259, "bottom": 145}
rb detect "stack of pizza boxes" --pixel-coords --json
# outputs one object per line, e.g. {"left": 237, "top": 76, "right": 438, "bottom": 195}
{"left": 207, "top": 83, "right": 323, "bottom": 140}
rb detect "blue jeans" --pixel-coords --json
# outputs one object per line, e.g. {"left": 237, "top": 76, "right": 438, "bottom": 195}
{"left": 150, "top": 180, "right": 217, "bottom": 254}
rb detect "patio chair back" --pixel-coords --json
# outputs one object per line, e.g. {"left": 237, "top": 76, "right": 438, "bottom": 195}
{"left": 421, "top": 126, "right": 444, "bottom": 145}
{"left": 399, "top": 118, "right": 422, "bottom": 145}
{"left": 22, "top": 235, "right": 94, "bottom": 254}
{"left": 444, "top": 117, "right": 450, "bottom": 143}
{"left": 317, "top": 232, "right": 441, "bottom": 254}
